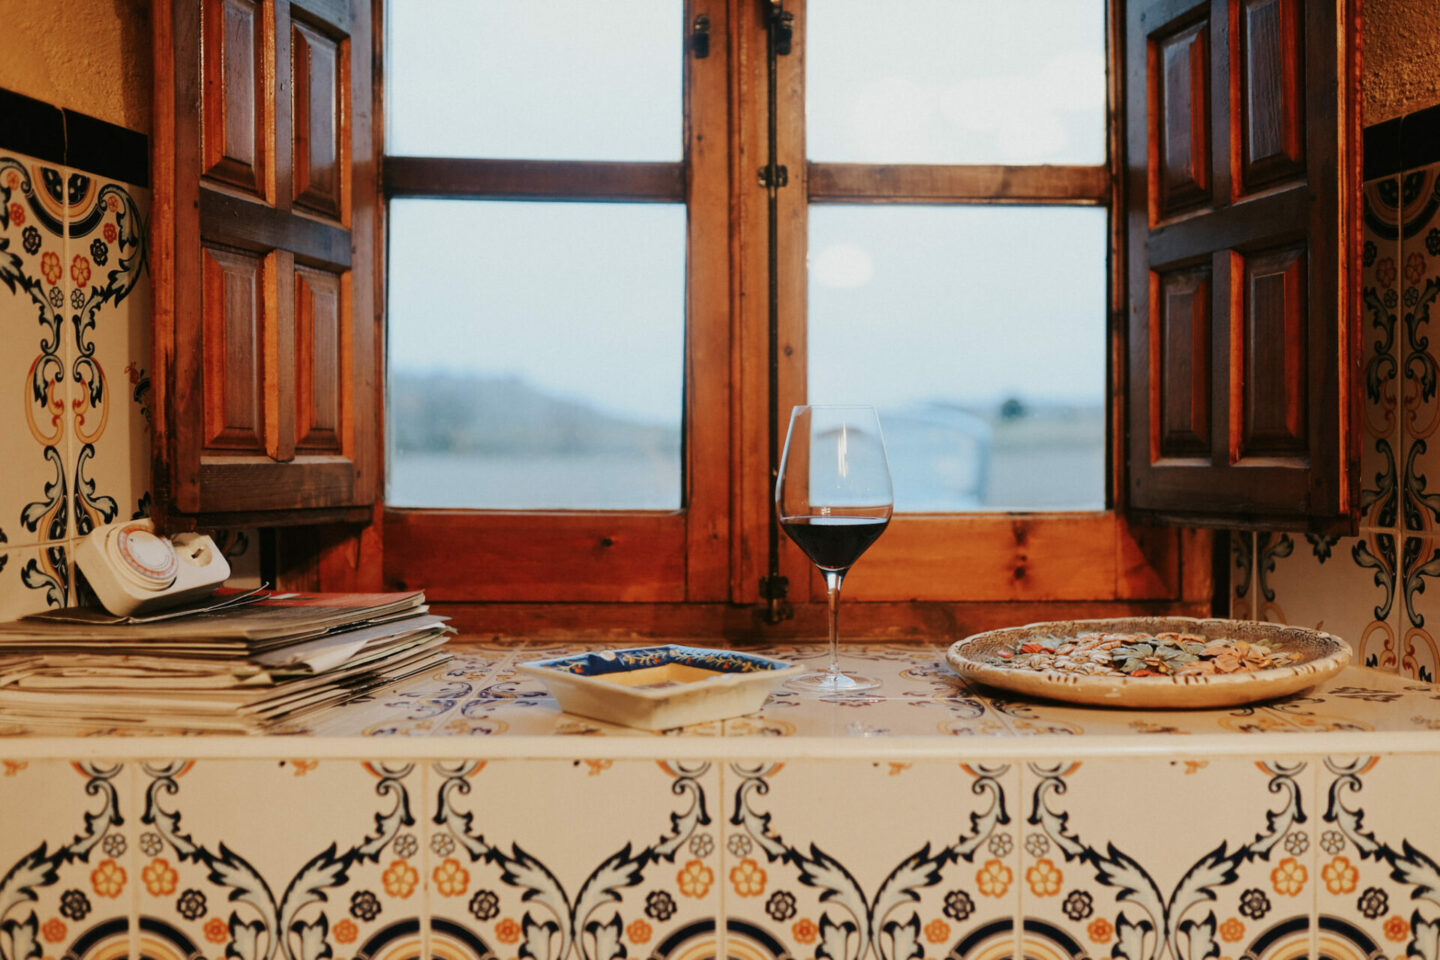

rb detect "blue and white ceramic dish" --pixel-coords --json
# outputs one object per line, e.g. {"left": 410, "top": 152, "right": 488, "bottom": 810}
{"left": 517, "top": 644, "right": 802, "bottom": 730}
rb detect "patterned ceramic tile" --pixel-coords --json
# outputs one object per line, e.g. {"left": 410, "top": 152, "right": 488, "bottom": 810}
{"left": 1362, "top": 175, "right": 1403, "bottom": 533}
{"left": 0, "top": 152, "right": 75, "bottom": 555}
{"left": 0, "top": 760, "right": 134, "bottom": 960}
{"left": 0, "top": 541, "right": 69, "bottom": 618}
{"left": 133, "top": 759, "right": 426, "bottom": 960}
{"left": 723, "top": 759, "right": 1022, "bottom": 960}
{"left": 1400, "top": 533, "right": 1440, "bottom": 681}
{"left": 1264, "top": 666, "right": 1440, "bottom": 733}
{"left": 67, "top": 173, "right": 151, "bottom": 533}
{"left": 427, "top": 758, "right": 721, "bottom": 960}
{"left": 1255, "top": 531, "right": 1401, "bottom": 672}
{"left": 1316, "top": 754, "right": 1440, "bottom": 959}
{"left": 719, "top": 643, "right": 1017, "bottom": 738}
{"left": 1230, "top": 530, "right": 1255, "bottom": 620}
{"left": 305, "top": 653, "right": 537, "bottom": 737}
{"left": 213, "top": 527, "right": 262, "bottom": 588}
{"left": 1018, "top": 757, "right": 1318, "bottom": 960}
{"left": 1399, "top": 162, "right": 1440, "bottom": 539}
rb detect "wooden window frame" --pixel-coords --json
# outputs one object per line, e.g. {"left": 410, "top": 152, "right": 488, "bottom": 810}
{"left": 377, "top": 0, "right": 1215, "bottom": 631}
{"left": 380, "top": 0, "right": 732, "bottom": 605}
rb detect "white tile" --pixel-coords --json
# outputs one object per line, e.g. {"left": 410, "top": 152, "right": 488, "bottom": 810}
{"left": 0, "top": 153, "right": 74, "bottom": 550}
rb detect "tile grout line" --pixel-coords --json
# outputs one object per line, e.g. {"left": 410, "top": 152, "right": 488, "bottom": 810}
{"left": 1013, "top": 760, "right": 1025, "bottom": 960}
{"left": 1308, "top": 754, "right": 1320, "bottom": 960}
{"left": 128, "top": 759, "right": 141, "bottom": 960}
{"left": 715, "top": 757, "right": 727, "bottom": 960}
{"left": 419, "top": 757, "right": 432, "bottom": 960}
{"left": 1393, "top": 166, "right": 1410, "bottom": 678}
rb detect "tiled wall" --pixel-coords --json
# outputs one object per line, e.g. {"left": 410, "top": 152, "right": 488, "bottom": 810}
{"left": 0, "top": 88, "right": 258, "bottom": 619}
{"left": 3, "top": 743, "right": 1438, "bottom": 960}
{"left": 1228, "top": 106, "right": 1440, "bottom": 684}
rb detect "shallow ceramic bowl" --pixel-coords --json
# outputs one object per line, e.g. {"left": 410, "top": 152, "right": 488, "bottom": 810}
{"left": 947, "top": 617, "right": 1351, "bottom": 709}
{"left": 517, "top": 644, "right": 803, "bottom": 730}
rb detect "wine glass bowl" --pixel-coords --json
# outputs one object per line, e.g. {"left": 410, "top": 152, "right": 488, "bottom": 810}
{"left": 776, "top": 405, "right": 893, "bottom": 693}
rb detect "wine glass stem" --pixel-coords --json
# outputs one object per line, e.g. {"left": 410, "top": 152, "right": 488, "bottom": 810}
{"left": 824, "top": 569, "right": 845, "bottom": 679}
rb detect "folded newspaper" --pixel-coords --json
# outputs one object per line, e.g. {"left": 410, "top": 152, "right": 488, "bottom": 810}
{"left": 0, "top": 590, "right": 453, "bottom": 732}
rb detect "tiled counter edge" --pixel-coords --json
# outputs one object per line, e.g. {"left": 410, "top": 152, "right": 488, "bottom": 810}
{"left": 3, "top": 740, "right": 1437, "bottom": 960}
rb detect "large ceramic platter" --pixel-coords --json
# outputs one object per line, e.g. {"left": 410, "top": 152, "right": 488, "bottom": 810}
{"left": 947, "top": 617, "right": 1351, "bottom": 709}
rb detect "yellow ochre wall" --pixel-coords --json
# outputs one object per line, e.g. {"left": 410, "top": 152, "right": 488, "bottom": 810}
{"left": 1363, "top": 0, "right": 1440, "bottom": 123}
{"left": 0, "top": 0, "right": 151, "bottom": 133}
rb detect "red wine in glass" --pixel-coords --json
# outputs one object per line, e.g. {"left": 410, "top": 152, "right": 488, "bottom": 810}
{"left": 778, "top": 515, "right": 889, "bottom": 572}
{"left": 775, "top": 405, "right": 893, "bottom": 693}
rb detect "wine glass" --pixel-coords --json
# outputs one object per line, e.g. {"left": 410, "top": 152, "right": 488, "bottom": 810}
{"left": 776, "top": 404, "right": 893, "bottom": 693}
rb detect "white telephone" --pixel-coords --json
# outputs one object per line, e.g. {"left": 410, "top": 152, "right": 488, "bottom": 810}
{"left": 74, "top": 518, "right": 231, "bottom": 617}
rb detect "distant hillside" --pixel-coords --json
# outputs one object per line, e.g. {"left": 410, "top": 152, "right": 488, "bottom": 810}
{"left": 389, "top": 371, "right": 680, "bottom": 454}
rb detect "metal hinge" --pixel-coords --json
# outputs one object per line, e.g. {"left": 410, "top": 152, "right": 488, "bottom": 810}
{"left": 691, "top": 14, "right": 710, "bottom": 58}
{"left": 767, "top": 2, "right": 794, "bottom": 56}
{"left": 757, "top": 165, "right": 788, "bottom": 189}
{"left": 758, "top": 574, "right": 793, "bottom": 623}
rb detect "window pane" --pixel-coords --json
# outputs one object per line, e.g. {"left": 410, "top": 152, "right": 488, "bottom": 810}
{"left": 387, "top": 0, "right": 681, "bottom": 161}
{"left": 806, "top": 1, "right": 1105, "bottom": 164}
{"left": 807, "top": 206, "right": 1107, "bottom": 512}
{"left": 387, "top": 200, "right": 684, "bottom": 509}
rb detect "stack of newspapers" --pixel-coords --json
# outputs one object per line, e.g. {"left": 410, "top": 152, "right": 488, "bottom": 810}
{"left": 0, "top": 591, "right": 451, "bottom": 732}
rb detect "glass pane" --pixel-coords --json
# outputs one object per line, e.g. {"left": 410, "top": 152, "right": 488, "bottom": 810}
{"left": 387, "top": 0, "right": 681, "bottom": 161}
{"left": 807, "top": 206, "right": 1107, "bottom": 512}
{"left": 807, "top": 1, "right": 1105, "bottom": 164}
{"left": 387, "top": 200, "right": 684, "bottom": 509}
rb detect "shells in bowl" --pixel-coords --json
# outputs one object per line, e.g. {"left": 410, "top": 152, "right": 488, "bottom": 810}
{"left": 947, "top": 617, "right": 1351, "bottom": 709}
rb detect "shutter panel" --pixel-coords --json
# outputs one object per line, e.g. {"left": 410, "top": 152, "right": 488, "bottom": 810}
{"left": 1124, "top": 0, "right": 1361, "bottom": 528}
{"left": 153, "top": 0, "right": 376, "bottom": 524}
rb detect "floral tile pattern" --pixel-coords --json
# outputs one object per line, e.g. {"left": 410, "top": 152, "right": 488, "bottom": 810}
{"left": 0, "top": 136, "right": 148, "bottom": 613}
{"left": 722, "top": 760, "right": 1021, "bottom": 960}
{"left": 1362, "top": 174, "right": 1402, "bottom": 534}
{"left": 1254, "top": 531, "right": 1401, "bottom": 672}
{"left": 428, "top": 759, "right": 721, "bottom": 960}
{"left": 1400, "top": 533, "right": 1440, "bottom": 681}
{"left": 1316, "top": 754, "right": 1440, "bottom": 959}
{"left": 134, "top": 759, "right": 425, "bottom": 960}
{"left": 0, "top": 152, "right": 76, "bottom": 557}
{"left": 1399, "top": 161, "right": 1440, "bottom": 539}
{"left": 1018, "top": 757, "right": 1319, "bottom": 960}
{"left": 0, "top": 760, "right": 134, "bottom": 960}
{"left": 0, "top": 542, "right": 69, "bottom": 619}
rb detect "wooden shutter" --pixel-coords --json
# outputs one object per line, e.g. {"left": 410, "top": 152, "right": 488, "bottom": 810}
{"left": 152, "top": 0, "right": 376, "bottom": 525}
{"left": 1124, "top": 0, "right": 1361, "bottom": 528}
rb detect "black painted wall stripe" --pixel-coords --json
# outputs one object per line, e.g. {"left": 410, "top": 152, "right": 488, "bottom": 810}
{"left": 0, "top": 86, "right": 148, "bottom": 188}
{"left": 64, "top": 110, "right": 148, "bottom": 188}
{"left": 0, "top": 87, "right": 64, "bottom": 165}
{"left": 1402, "top": 102, "right": 1440, "bottom": 172}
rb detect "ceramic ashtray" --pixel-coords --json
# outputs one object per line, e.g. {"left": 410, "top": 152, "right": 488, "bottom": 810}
{"left": 516, "top": 644, "right": 802, "bottom": 730}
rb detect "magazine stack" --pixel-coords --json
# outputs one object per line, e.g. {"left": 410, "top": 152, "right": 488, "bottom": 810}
{"left": 0, "top": 591, "right": 451, "bottom": 732}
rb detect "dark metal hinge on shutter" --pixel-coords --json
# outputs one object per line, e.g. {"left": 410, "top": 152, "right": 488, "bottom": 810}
{"left": 757, "top": 165, "right": 788, "bottom": 189}
{"left": 691, "top": 14, "right": 710, "bottom": 58}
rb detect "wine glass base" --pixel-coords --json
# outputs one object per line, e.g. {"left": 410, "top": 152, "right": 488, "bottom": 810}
{"left": 785, "top": 671, "right": 880, "bottom": 695}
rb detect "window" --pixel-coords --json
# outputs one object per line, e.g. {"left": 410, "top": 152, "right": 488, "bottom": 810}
{"left": 379, "top": 0, "right": 1203, "bottom": 615}
{"left": 372, "top": 0, "right": 1355, "bottom": 615}
{"left": 381, "top": 0, "right": 730, "bottom": 604}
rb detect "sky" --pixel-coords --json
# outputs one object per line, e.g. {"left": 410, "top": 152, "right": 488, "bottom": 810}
{"left": 385, "top": 0, "right": 1107, "bottom": 423}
